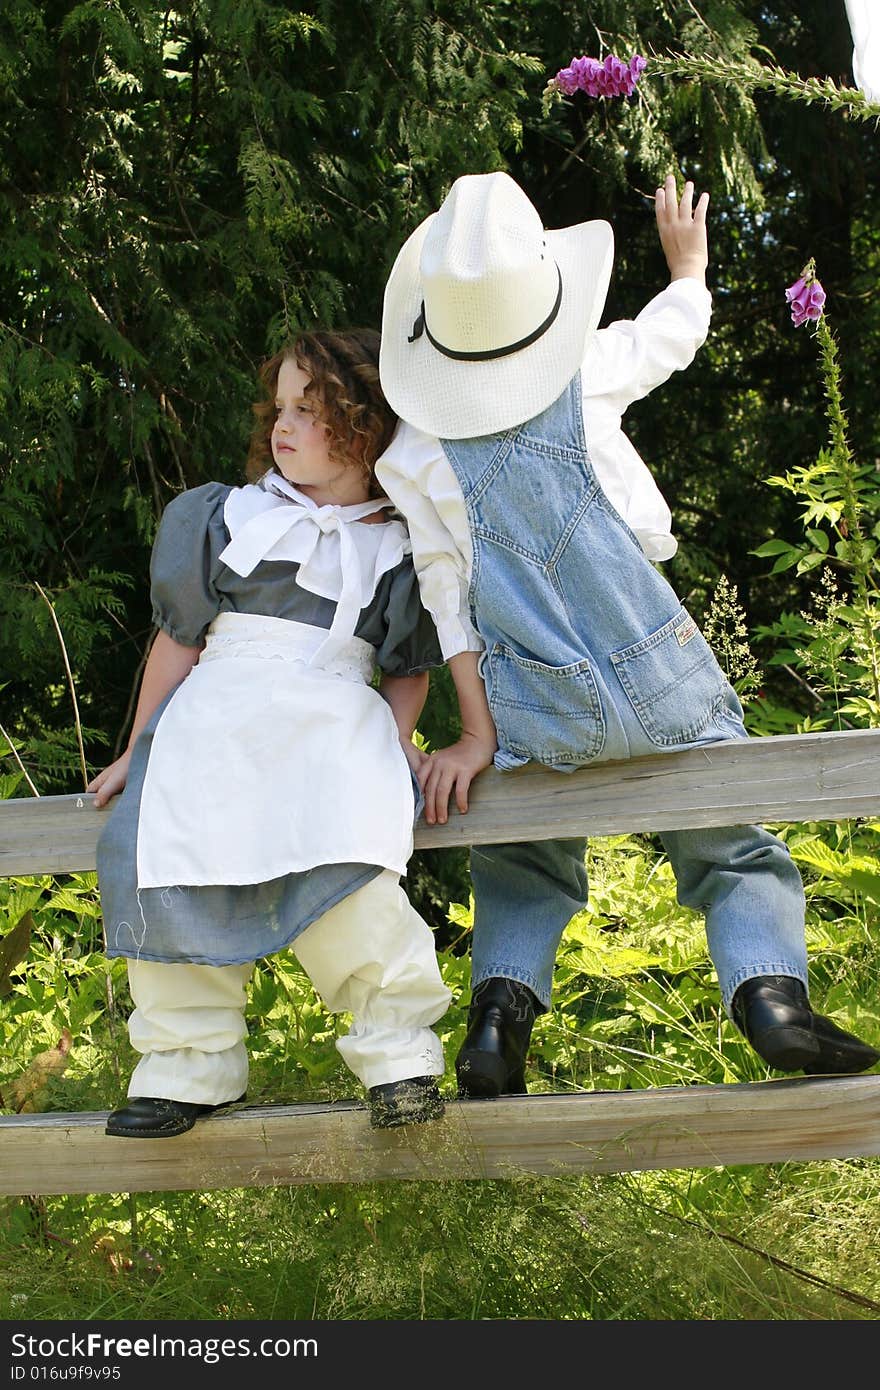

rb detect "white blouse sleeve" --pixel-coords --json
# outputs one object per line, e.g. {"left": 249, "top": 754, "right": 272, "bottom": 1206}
{"left": 375, "top": 422, "right": 484, "bottom": 661}
{"left": 583, "top": 277, "right": 712, "bottom": 412}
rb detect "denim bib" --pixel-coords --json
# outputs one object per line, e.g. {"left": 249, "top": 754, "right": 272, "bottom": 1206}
{"left": 441, "top": 373, "right": 743, "bottom": 771}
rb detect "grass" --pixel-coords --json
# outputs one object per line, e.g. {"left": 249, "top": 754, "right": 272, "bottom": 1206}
{"left": 2, "top": 834, "right": 879, "bottom": 1322}
{"left": 3, "top": 1154, "right": 880, "bottom": 1321}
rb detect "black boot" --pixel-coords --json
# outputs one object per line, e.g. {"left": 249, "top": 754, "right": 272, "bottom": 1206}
{"left": 455, "top": 976, "right": 538, "bottom": 1098}
{"left": 105, "top": 1094, "right": 246, "bottom": 1139}
{"left": 368, "top": 1076, "right": 445, "bottom": 1129}
{"left": 732, "top": 975, "right": 880, "bottom": 1075}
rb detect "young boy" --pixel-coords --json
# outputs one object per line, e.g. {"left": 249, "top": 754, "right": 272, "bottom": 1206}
{"left": 375, "top": 170, "right": 878, "bottom": 1096}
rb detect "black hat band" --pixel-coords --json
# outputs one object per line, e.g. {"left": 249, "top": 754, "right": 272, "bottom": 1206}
{"left": 407, "top": 264, "right": 563, "bottom": 361}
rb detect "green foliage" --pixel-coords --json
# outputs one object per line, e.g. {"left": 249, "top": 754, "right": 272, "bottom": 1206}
{"left": 0, "top": 871, "right": 125, "bottom": 1122}
{"left": 2, "top": 834, "right": 879, "bottom": 1321}
{"left": 0, "top": 0, "right": 538, "bottom": 792}
{"left": 701, "top": 574, "right": 763, "bottom": 702}
{"left": 738, "top": 265, "right": 880, "bottom": 1076}
{"left": 793, "top": 826, "right": 880, "bottom": 912}
{"left": 750, "top": 295, "right": 880, "bottom": 731}
{"left": 4, "top": 0, "right": 878, "bottom": 795}
{"left": 3, "top": 1160, "right": 880, "bottom": 1319}
{"left": 1, "top": 0, "right": 880, "bottom": 1323}
{"left": 540, "top": 1, "right": 772, "bottom": 209}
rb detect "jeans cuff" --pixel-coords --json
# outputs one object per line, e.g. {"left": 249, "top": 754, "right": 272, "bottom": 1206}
{"left": 722, "top": 963, "right": 809, "bottom": 1020}
{"left": 471, "top": 965, "right": 550, "bottom": 1013}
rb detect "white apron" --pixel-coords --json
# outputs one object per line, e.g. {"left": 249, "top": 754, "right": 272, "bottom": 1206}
{"left": 136, "top": 613, "right": 415, "bottom": 887}
{"left": 135, "top": 479, "right": 418, "bottom": 890}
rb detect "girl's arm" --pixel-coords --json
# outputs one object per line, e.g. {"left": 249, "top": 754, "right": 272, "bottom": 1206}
{"left": 87, "top": 629, "right": 202, "bottom": 807}
{"left": 379, "top": 670, "right": 431, "bottom": 777}
{"left": 417, "top": 651, "right": 498, "bottom": 826}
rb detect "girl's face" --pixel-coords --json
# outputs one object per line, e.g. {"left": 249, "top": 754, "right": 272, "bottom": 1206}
{"left": 271, "top": 358, "right": 370, "bottom": 506}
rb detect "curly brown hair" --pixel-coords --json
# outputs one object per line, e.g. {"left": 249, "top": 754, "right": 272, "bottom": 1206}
{"left": 246, "top": 327, "right": 398, "bottom": 498}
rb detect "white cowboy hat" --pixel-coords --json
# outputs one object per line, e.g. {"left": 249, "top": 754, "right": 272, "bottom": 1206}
{"left": 379, "top": 171, "right": 614, "bottom": 440}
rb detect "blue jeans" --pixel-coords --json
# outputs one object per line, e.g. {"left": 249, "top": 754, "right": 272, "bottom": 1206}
{"left": 470, "top": 825, "right": 807, "bottom": 1017}
{"left": 442, "top": 374, "right": 809, "bottom": 1019}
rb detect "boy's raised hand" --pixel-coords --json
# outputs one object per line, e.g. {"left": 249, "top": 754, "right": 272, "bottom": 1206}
{"left": 655, "top": 174, "right": 709, "bottom": 284}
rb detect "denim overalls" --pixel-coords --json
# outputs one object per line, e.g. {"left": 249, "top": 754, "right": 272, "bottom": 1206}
{"left": 441, "top": 373, "right": 807, "bottom": 1014}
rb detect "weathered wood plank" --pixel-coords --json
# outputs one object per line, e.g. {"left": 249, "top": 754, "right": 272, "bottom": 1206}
{"left": 1, "top": 1076, "right": 879, "bottom": 1195}
{"left": 2, "top": 728, "right": 879, "bottom": 876}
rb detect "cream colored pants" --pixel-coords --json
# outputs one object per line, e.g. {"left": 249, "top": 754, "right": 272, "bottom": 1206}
{"left": 125, "top": 871, "right": 451, "bottom": 1103}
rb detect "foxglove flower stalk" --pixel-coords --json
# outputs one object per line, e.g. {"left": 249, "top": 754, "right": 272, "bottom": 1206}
{"left": 554, "top": 53, "right": 647, "bottom": 98}
{"left": 785, "top": 260, "right": 826, "bottom": 327}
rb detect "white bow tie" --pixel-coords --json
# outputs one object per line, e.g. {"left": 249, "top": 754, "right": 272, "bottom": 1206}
{"left": 218, "top": 478, "right": 404, "bottom": 666}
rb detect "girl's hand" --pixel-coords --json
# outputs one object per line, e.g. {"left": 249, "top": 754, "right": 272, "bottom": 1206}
{"left": 87, "top": 750, "right": 132, "bottom": 809}
{"left": 655, "top": 174, "right": 709, "bottom": 283}
{"left": 400, "top": 738, "right": 431, "bottom": 778}
{"left": 417, "top": 733, "right": 496, "bottom": 825}
{"left": 84, "top": 631, "right": 201, "bottom": 810}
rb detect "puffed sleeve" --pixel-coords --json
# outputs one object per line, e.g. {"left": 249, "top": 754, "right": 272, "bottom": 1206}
{"left": 370, "top": 558, "right": 444, "bottom": 677}
{"left": 375, "top": 421, "right": 484, "bottom": 661}
{"left": 149, "top": 482, "right": 231, "bottom": 646}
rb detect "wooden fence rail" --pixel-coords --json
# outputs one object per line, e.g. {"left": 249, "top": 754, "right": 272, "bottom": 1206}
{"left": 2, "top": 727, "right": 879, "bottom": 875}
{"left": 4, "top": 1078, "right": 880, "bottom": 1197}
{"left": 1, "top": 726, "right": 879, "bottom": 1195}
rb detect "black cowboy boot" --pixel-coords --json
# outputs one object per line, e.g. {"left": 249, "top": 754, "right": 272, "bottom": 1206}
{"left": 368, "top": 1076, "right": 445, "bottom": 1129}
{"left": 455, "top": 976, "right": 538, "bottom": 1098}
{"left": 105, "top": 1093, "right": 246, "bottom": 1139}
{"left": 732, "top": 975, "right": 880, "bottom": 1075}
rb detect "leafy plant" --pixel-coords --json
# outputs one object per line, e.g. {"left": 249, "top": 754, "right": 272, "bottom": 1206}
{"left": 751, "top": 264, "right": 880, "bottom": 732}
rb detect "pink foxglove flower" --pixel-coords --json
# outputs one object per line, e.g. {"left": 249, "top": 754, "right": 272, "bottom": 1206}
{"left": 785, "top": 263, "right": 826, "bottom": 327}
{"left": 554, "top": 53, "right": 647, "bottom": 99}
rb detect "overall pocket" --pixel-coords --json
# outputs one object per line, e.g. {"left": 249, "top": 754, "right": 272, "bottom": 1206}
{"left": 484, "top": 644, "right": 606, "bottom": 767}
{"left": 610, "top": 607, "right": 727, "bottom": 747}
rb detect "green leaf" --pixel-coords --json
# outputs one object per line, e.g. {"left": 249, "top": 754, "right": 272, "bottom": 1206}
{"left": 750, "top": 539, "right": 795, "bottom": 556}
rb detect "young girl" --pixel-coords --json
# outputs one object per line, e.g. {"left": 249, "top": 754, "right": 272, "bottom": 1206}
{"left": 89, "top": 327, "right": 452, "bottom": 1137}
{"left": 375, "top": 171, "right": 879, "bottom": 1097}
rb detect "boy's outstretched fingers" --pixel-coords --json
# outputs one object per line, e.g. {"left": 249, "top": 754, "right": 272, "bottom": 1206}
{"left": 655, "top": 173, "right": 709, "bottom": 280}
{"left": 656, "top": 174, "right": 709, "bottom": 224}
{"left": 654, "top": 172, "right": 676, "bottom": 214}
{"left": 691, "top": 186, "right": 709, "bottom": 222}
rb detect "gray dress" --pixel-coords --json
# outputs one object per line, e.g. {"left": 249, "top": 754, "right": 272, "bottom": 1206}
{"left": 98, "top": 482, "right": 442, "bottom": 966}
